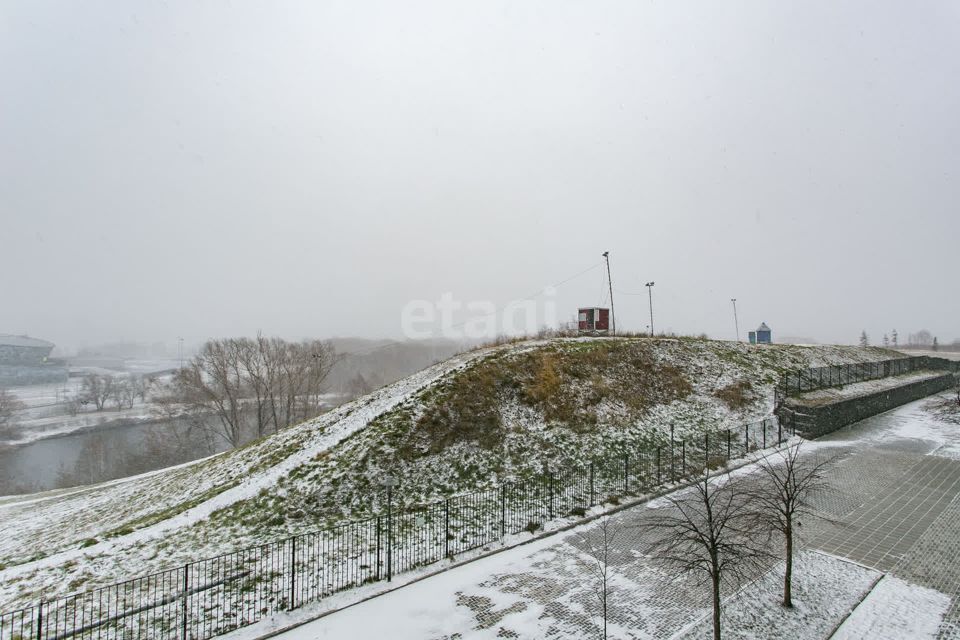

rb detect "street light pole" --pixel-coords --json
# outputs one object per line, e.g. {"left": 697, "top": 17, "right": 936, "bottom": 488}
{"left": 731, "top": 299, "right": 740, "bottom": 342}
{"left": 645, "top": 282, "right": 655, "bottom": 337}
{"left": 602, "top": 251, "right": 616, "bottom": 335}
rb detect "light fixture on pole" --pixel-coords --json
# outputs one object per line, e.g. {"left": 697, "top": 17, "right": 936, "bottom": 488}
{"left": 731, "top": 299, "right": 740, "bottom": 342}
{"left": 645, "top": 282, "right": 655, "bottom": 337}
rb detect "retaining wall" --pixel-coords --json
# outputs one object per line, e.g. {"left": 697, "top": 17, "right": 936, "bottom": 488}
{"left": 781, "top": 372, "right": 958, "bottom": 438}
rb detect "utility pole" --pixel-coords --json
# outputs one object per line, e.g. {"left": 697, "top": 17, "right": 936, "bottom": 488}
{"left": 177, "top": 337, "right": 184, "bottom": 369}
{"left": 603, "top": 251, "right": 616, "bottom": 335}
{"left": 731, "top": 299, "right": 740, "bottom": 342}
{"left": 645, "top": 282, "right": 655, "bottom": 337}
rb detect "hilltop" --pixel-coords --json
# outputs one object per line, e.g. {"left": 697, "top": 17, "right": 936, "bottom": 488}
{"left": 0, "top": 337, "right": 899, "bottom": 608}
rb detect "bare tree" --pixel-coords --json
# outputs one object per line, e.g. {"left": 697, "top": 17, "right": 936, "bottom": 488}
{"left": 174, "top": 340, "right": 248, "bottom": 448}
{"left": 80, "top": 374, "right": 114, "bottom": 411}
{"left": 643, "top": 476, "right": 769, "bottom": 640}
{"left": 110, "top": 377, "right": 137, "bottom": 411}
{"left": 0, "top": 388, "right": 25, "bottom": 436}
{"left": 173, "top": 336, "right": 339, "bottom": 448}
{"left": 575, "top": 516, "right": 620, "bottom": 640}
{"left": 745, "top": 442, "right": 834, "bottom": 608}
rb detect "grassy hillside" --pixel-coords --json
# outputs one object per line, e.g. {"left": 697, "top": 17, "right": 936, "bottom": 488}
{"left": 0, "top": 337, "right": 899, "bottom": 609}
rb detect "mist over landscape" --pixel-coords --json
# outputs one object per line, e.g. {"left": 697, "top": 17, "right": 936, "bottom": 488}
{"left": 1, "top": 2, "right": 959, "bottom": 639}
{"left": 2, "top": 1, "right": 958, "bottom": 352}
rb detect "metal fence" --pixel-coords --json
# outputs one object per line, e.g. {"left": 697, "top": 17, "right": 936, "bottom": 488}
{"left": 1, "top": 417, "right": 787, "bottom": 640}
{"left": 777, "top": 356, "right": 960, "bottom": 400}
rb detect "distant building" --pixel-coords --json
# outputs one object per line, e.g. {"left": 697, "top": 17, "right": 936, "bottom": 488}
{"left": 0, "top": 335, "right": 55, "bottom": 365}
{"left": 0, "top": 335, "right": 67, "bottom": 386}
{"left": 748, "top": 323, "right": 773, "bottom": 345}
{"left": 577, "top": 308, "right": 610, "bottom": 334}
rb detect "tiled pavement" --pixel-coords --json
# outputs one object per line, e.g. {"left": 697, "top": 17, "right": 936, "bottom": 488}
{"left": 803, "top": 399, "right": 960, "bottom": 639}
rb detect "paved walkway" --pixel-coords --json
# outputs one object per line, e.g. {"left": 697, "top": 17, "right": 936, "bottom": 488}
{"left": 246, "top": 391, "right": 960, "bottom": 639}
{"left": 805, "top": 392, "right": 960, "bottom": 639}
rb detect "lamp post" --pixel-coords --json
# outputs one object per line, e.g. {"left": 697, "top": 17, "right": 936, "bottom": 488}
{"left": 602, "top": 251, "right": 615, "bottom": 335}
{"left": 731, "top": 299, "right": 740, "bottom": 342}
{"left": 379, "top": 474, "right": 397, "bottom": 581}
{"left": 645, "top": 282, "right": 655, "bottom": 337}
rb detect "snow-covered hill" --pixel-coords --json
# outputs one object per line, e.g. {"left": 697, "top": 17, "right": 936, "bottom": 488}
{"left": 0, "top": 337, "right": 899, "bottom": 609}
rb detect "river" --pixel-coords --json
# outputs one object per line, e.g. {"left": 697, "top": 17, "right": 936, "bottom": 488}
{"left": 0, "top": 417, "right": 232, "bottom": 495}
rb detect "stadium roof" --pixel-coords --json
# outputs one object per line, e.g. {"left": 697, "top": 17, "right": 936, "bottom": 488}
{"left": 0, "top": 335, "right": 55, "bottom": 349}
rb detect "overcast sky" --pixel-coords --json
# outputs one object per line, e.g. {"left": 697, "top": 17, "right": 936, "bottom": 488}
{"left": 2, "top": 0, "right": 958, "bottom": 351}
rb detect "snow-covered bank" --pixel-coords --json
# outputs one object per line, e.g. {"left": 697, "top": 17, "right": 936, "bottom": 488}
{"left": 0, "top": 339, "right": 900, "bottom": 611}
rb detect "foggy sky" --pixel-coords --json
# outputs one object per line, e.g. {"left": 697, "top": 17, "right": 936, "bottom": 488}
{"left": 2, "top": 0, "right": 958, "bottom": 352}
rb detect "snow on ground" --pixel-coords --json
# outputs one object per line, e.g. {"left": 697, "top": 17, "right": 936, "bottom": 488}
{"left": 833, "top": 575, "right": 950, "bottom": 640}
{"left": 677, "top": 552, "right": 878, "bottom": 640}
{"left": 0, "top": 346, "right": 494, "bottom": 599}
{"left": 807, "top": 390, "right": 960, "bottom": 461}
{"left": 0, "top": 340, "right": 907, "bottom": 611}
{"left": 226, "top": 534, "right": 568, "bottom": 640}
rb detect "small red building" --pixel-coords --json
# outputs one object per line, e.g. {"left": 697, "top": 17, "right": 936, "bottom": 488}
{"left": 578, "top": 308, "right": 610, "bottom": 334}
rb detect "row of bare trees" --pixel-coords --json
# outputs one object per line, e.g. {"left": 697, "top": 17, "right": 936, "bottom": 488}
{"left": 580, "top": 442, "right": 831, "bottom": 640}
{"left": 78, "top": 373, "right": 153, "bottom": 412}
{"left": 169, "top": 335, "right": 339, "bottom": 448}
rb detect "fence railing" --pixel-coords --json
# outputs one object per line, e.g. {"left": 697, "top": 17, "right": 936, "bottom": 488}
{"left": 1, "top": 417, "right": 788, "bottom": 640}
{"left": 776, "top": 356, "right": 960, "bottom": 400}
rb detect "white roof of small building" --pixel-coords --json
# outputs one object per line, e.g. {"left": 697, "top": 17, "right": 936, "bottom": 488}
{"left": 0, "top": 334, "right": 55, "bottom": 349}
{"left": 757, "top": 322, "right": 771, "bottom": 332}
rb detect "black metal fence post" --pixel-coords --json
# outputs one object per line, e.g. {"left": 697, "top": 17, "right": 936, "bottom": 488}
{"left": 681, "top": 440, "right": 686, "bottom": 477}
{"left": 35, "top": 601, "right": 43, "bottom": 640}
{"left": 548, "top": 473, "right": 555, "bottom": 520}
{"left": 500, "top": 489, "right": 506, "bottom": 538}
{"left": 656, "top": 447, "right": 661, "bottom": 485}
{"left": 387, "top": 486, "right": 393, "bottom": 582}
{"left": 181, "top": 565, "right": 189, "bottom": 640}
{"left": 624, "top": 454, "right": 630, "bottom": 494}
{"left": 670, "top": 426, "right": 676, "bottom": 482}
{"left": 375, "top": 516, "right": 382, "bottom": 580}
{"left": 289, "top": 537, "right": 297, "bottom": 610}
{"left": 444, "top": 500, "right": 451, "bottom": 557}
{"left": 762, "top": 420, "right": 767, "bottom": 448}
{"left": 726, "top": 429, "right": 731, "bottom": 461}
{"left": 589, "top": 462, "right": 595, "bottom": 506}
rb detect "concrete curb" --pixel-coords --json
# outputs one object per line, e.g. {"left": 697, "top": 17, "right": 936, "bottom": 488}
{"left": 242, "top": 440, "right": 798, "bottom": 640}
{"left": 823, "top": 573, "right": 886, "bottom": 640}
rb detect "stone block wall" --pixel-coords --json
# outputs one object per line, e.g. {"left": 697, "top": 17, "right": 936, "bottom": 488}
{"left": 781, "top": 373, "right": 958, "bottom": 438}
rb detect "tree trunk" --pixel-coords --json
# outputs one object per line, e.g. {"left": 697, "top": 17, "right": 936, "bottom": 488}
{"left": 784, "top": 530, "right": 793, "bottom": 608}
{"left": 712, "top": 573, "right": 722, "bottom": 640}
{"left": 602, "top": 590, "right": 607, "bottom": 640}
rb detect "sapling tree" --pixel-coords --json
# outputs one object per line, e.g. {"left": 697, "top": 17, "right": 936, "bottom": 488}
{"left": 575, "top": 516, "right": 620, "bottom": 640}
{"left": 746, "top": 442, "right": 834, "bottom": 608}
{"left": 643, "top": 475, "right": 768, "bottom": 640}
